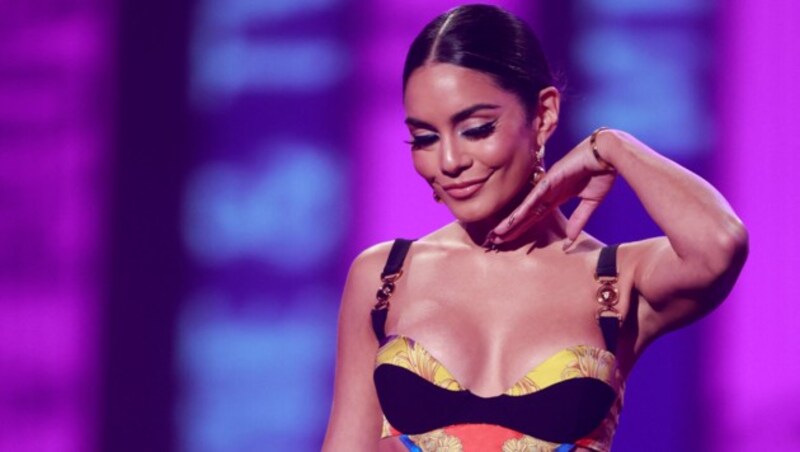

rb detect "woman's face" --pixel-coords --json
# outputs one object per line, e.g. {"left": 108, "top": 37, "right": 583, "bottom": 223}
{"left": 403, "top": 63, "right": 540, "bottom": 224}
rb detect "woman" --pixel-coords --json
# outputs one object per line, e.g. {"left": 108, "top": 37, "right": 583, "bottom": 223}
{"left": 323, "top": 4, "right": 748, "bottom": 451}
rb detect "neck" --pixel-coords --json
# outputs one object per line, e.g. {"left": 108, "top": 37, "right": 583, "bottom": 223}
{"left": 456, "top": 185, "right": 569, "bottom": 253}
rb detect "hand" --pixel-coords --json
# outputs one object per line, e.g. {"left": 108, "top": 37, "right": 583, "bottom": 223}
{"left": 489, "top": 130, "right": 619, "bottom": 251}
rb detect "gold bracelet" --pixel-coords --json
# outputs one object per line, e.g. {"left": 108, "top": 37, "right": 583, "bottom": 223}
{"left": 590, "top": 127, "right": 615, "bottom": 172}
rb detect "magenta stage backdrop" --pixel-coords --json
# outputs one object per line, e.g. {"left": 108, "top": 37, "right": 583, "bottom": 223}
{"left": 709, "top": 0, "right": 800, "bottom": 448}
{"left": 0, "top": 1, "right": 110, "bottom": 451}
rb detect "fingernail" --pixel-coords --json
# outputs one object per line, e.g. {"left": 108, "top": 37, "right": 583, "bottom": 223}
{"left": 562, "top": 239, "right": 573, "bottom": 251}
{"left": 483, "top": 232, "right": 501, "bottom": 247}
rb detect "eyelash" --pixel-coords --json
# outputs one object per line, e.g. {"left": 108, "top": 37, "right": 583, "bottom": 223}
{"left": 462, "top": 119, "right": 498, "bottom": 139}
{"left": 405, "top": 120, "right": 498, "bottom": 150}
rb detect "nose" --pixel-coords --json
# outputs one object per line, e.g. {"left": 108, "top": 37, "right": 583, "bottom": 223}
{"left": 439, "top": 135, "right": 472, "bottom": 177}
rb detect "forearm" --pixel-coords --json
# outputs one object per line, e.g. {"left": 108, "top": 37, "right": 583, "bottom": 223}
{"left": 596, "top": 130, "right": 748, "bottom": 273}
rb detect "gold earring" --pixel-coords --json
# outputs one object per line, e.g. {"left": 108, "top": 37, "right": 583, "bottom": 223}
{"left": 530, "top": 165, "right": 545, "bottom": 185}
{"left": 536, "top": 144, "right": 545, "bottom": 162}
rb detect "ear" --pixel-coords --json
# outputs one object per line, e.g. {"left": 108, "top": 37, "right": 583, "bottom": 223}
{"left": 530, "top": 86, "right": 560, "bottom": 149}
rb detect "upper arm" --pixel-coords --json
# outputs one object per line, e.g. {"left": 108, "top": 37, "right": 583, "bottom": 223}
{"left": 625, "top": 229, "right": 748, "bottom": 355}
{"left": 322, "top": 241, "right": 393, "bottom": 451}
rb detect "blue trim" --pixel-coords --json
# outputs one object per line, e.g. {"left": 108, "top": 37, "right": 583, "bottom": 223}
{"left": 399, "top": 434, "right": 423, "bottom": 452}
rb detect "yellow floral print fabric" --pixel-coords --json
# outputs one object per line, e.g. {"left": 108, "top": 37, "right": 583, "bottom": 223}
{"left": 375, "top": 335, "right": 626, "bottom": 452}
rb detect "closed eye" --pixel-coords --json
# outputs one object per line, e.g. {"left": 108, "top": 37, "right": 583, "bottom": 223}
{"left": 461, "top": 120, "right": 498, "bottom": 140}
{"left": 404, "top": 134, "right": 438, "bottom": 150}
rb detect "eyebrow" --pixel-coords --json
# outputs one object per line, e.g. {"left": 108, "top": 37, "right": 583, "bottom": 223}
{"left": 405, "top": 103, "right": 500, "bottom": 130}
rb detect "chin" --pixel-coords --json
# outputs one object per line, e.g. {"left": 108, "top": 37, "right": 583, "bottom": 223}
{"left": 445, "top": 199, "right": 500, "bottom": 224}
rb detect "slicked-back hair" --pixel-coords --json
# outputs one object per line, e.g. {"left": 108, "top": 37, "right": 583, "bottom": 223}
{"left": 403, "top": 4, "right": 555, "bottom": 121}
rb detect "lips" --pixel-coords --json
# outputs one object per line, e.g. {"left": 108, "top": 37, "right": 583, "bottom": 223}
{"left": 441, "top": 173, "right": 492, "bottom": 200}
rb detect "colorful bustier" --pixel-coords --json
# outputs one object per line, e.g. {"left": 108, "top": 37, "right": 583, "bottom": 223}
{"left": 371, "top": 239, "right": 626, "bottom": 452}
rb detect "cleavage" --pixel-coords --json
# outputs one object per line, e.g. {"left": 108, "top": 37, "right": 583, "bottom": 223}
{"left": 385, "top": 276, "right": 599, "bottom": 397}
{"left": 383, "top": 333, "right": 617, "bottom": 400}
{"left": 387, "top": 314, "right": 602, "bottom": 398}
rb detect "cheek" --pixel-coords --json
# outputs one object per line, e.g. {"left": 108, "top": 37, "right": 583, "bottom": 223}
{"left": 411, "top": 152, "right": 437, "bottom": 182}
{"left": 478, "top": 134, "right": 529, "bottom": 168}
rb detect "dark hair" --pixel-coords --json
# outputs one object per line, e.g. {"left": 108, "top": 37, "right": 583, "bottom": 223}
{"left": 402, "top": 4, "right": 554, "bottom": 121}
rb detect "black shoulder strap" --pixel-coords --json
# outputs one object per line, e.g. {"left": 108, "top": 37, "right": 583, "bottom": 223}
{"left": 371, "top": 238, "right": 414, "bottom": 343}
{"left": 381, "top": 239, "right": 414, "bottom": 279}
{"left": 596, "top": 244, "right": 621, "bottom": 354}
{"left": 597, "top": 244, "right": 619, "bottom": 278}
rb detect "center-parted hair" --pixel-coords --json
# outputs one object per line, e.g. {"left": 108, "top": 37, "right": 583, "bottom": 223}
{"left": 403, "top": 4, "right": 555, "bottom": 120}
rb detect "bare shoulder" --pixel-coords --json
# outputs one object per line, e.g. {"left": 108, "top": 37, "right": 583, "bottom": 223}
{"left": 351, "top": 240, "right": 396, "bottom": 274}
{"left": 342, "top": 240, "right": 396, "bottom": 310}
{"left": 571, "top": 233, "right": 647, "bottom": 273}
{"left": 611, "top": 236, "right": 672, "bottom": 297}
{"left": 579, "top": 236, "right": 655, "bottom": 290}
{"left": 613, "top": 236, "right": 665, "bottom": 261}
{"left": 569, "top": 232, "right": 611, "bottom": 268}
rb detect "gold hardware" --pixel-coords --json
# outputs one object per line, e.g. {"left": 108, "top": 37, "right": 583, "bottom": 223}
{"left": 374, "top": 270, "right": 404, "bottom": 311}
{"left": 381, "top": 270, "right": 403, "bottom": 283}
{"left": 594, "top": 273, "right": 621, "bottom": 326}
{"left": 596, "top": 281, "right": 619, "bottom": 307}
{"left": 596, "top": 308, "right": 623, "bottom": 327}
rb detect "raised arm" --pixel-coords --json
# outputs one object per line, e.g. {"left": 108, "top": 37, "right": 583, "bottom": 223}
{"left": 322, "top": 242, "right": 391, "bottom": 450}
{"left": 592, "top": 130, "right": 749, "bottom": 352}
{"left": 489, "top": 128, "right": 749, "bottom": 355}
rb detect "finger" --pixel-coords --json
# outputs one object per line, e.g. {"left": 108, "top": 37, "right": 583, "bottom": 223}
{"left": 562, "top": 199, "right": 600, "bottom": 251}
{"left": 493, "top": 187, "right": 558, "bottom": 244}
{"left": 497, "top": 208, "right": 547, "bottom": 244}
{"left": 492, "top": 178, "right": 553, "bottom": 237}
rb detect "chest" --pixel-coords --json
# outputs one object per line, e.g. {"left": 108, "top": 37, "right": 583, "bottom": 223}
{"left": 381, "top": 249, "right": 613, "bottom": 397}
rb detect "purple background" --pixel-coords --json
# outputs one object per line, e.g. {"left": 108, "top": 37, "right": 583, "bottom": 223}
{"left": 0, "top": 0, "right": 797, "bottom": 450}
